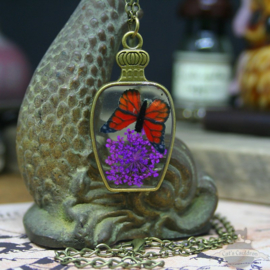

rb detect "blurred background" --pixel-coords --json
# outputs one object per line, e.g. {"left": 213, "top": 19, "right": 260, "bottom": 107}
{"left": 0, "top": 0, "right": 269, "bottom": 205}
{"left": 0, "top": 0, "right": 242, "bottom": 91}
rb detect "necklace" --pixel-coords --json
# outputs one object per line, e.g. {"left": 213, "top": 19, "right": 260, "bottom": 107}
{"left": 55, "top": 214, "right": 237, "bottom": 268}
{"left": 90, "top": 0, "right": 175, "bottom": 192}
{"left": 55, "top": 1, "right": 237, "bottom": 268}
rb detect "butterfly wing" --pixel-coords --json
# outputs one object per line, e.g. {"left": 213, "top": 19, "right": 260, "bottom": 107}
{"left": 100, "top": 89, "right": 141, "bottom": 133}
{"left": 143, "top": 99, "right": 170, "bottom": 154}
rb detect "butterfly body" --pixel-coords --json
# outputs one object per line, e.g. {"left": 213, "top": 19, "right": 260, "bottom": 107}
{"left": 100, "top": 89, "right": 170, "bottom": 154}
{"left": 135, "top": 99, "right": 147, "bottom": 133}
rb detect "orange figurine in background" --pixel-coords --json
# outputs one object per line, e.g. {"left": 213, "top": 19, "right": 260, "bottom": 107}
{"left": 234, "top": 0, "right": 270, "bottom": 109}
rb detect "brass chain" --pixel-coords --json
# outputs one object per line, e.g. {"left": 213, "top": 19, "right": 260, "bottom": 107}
{"left": 125, "top": 0, "right": 140, "bottom": 22}
{"left": 125, "top": 0, "right": 141, "bottom": 37}
{"left": 55, "top": 214, "right": 238, "bottom": 269}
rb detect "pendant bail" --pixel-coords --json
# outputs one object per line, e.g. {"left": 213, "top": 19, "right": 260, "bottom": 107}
{"left": 116, "top": 31, "right": 149, "bottom": 82}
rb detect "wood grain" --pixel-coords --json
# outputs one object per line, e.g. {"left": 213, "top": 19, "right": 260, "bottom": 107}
{"left": 177, "top": 121, "right": 270, "bottom": 205}
{"left": 0, "top": 173, "right": 32, "bottom": 204}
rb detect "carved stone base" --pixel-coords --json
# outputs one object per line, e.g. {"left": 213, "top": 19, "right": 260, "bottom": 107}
{"left": 23, "top": 138, "right": 218, "bottom": 249}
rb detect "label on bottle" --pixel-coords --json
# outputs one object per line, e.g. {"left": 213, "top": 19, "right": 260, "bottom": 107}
{"left": 172, "top": 51, "right": 232, "bottom": 108}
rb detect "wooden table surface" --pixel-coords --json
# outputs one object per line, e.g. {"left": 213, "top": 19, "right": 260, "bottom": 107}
{"left": 0, "top": 173, "right": 33, "bottom": 204}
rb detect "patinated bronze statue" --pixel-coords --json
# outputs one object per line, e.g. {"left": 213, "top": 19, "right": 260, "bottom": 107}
{"left": 16, "top": 0, "right": 217, "bottom": 249}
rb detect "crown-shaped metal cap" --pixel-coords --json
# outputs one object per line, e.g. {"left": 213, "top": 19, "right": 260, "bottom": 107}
{"left": 116, "top": 31, "right": 150, "bottom": 82}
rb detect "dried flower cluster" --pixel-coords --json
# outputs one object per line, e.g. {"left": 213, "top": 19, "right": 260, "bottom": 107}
{"left": 105, "top": 129, "right": 165, "bottom": 187}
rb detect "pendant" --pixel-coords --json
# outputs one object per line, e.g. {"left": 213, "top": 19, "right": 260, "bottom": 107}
{"left": 90, "top": 31, "right": 176, "bottom": 192}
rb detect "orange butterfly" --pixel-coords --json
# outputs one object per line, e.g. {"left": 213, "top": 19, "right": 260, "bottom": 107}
{"left": 100, "top": 89, "right": 170, "bottom": 154}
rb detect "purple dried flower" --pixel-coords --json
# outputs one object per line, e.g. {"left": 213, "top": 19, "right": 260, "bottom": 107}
{"left": 105, "top": 129, "right": 166, "bottom": 187}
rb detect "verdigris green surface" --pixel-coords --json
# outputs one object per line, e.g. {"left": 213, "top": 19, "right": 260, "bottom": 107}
{"left": 17, "top": 0, "right": 218, "bottom": 248}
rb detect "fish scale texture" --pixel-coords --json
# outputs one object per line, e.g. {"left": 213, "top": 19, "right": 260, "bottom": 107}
{"left": 16, "top": 0, "right": 127, "bottom": 207}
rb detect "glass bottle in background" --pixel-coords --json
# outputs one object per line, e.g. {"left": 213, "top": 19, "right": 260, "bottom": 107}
{"left": 172, "top": 0, "right": 233, "bottom": 120}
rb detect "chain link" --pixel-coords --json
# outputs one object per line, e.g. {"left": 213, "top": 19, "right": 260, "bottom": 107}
{"left": 124, "top": 0, "right": 141, "bottom": 41}
{"left": 55, "top": 214, "right": 238, "bottom": 269}
{"left": 125, "top": 0, "right": 140, "bottom": 22}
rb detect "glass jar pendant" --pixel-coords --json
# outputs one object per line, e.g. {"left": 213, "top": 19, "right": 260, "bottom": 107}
{"left": 90, "top": 30, "right": 176, "bottom": 192}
